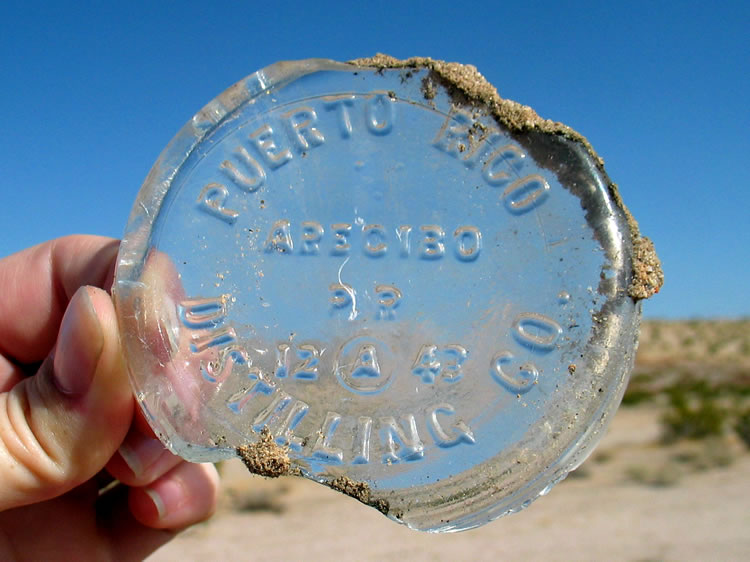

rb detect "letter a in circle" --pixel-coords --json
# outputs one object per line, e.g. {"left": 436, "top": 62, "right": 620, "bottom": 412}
{"left": 350, "top": 344, "right": 381, "bottom": 378}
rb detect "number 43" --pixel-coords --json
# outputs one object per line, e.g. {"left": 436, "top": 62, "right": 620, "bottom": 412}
{"left": 411, "top": 344, "right": 468, "bottom": 384}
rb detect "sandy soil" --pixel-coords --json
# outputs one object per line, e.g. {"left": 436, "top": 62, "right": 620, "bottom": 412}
{"left": 149, "top": 404, "right": 750, "bottom": 561}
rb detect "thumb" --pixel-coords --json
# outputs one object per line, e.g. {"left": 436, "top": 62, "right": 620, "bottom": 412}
{"left": 0, "top": 286, "right": 134, "bottom": 511}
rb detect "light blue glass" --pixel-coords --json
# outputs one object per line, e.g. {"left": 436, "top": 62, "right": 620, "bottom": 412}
{"left": 114, "top": 59, "right": 641, "bottom": 532}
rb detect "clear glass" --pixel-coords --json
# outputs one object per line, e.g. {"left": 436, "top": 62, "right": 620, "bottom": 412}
{"left": 114, "top": 59, "right": 640, "bottom": 532}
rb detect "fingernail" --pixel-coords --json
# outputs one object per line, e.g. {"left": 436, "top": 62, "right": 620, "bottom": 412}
{"left": 144, "top": 488, "right": 167, "bottom": 520}
{"left": 144, "top": 478, "right": 187, "bottom": 521}
{"left": 118, "top": 433, "right": 171, "bottom": 478}
{"left": 53, "top": 287, "right": 104, "bottom": 396}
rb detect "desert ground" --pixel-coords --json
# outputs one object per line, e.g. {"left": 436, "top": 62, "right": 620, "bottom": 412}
{"left": 150, "top": 320, "right": 750, "bottom": 561}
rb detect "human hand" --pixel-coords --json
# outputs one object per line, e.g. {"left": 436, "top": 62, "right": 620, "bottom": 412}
{"left": 0, "top": 236, "right": 219, "bottom": 560}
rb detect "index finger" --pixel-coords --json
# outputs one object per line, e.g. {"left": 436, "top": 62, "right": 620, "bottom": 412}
{"left": 0, "top": 235, "right": 119, "bottom": 366}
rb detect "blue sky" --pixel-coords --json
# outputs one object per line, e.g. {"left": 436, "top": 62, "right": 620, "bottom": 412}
{"left": 1, "top": 1, "right": 748, "bottom": 318}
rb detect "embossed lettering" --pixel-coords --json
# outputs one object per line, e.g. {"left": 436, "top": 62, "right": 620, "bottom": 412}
{"left": 289, "top": 343, "right": 320, "bottom": 380}
{"left": 179, "top": 296, "right": 228, "bottom": 329}
{"left": 338, "top": 338, "right": 393, "bottom": 391}
{"left": 180, "top": 295, "right": 246, "bottom": 382}
{"left": 274, "top": 342, "right": 292, "bottom": 379}
{"left": 442, "top": 344, "right": 468, "bottom": 382}
{"left": 490, "top": 351, "right": 539, "bottom": 394}
{"left": 220, "top": 146, "right": 267, "bottom": 192}
{"left": 503, "top": 174, "right": 550, "bottom": 214}
{"left": 363, "top": 224, "right": 387, "bottom": 257}
{"left": 352, "top": 416, "right": 372, "bottom": 464}
{"left": 482, "top": 144, "right": 525, "bottom": 186}
{"left": 252, "top": 392, "right": 309, "bottom": 450}
{"left": 250, "top": 124, "right": 292, "bottom": 169}
{"left": 512, "top": 312, "right": 562, "bottom": 352}
{"left": 427, "top": 403, "right": 475, "bottom": 447}
{"left": 330, "top": 223, "right": 352, "bottom": 255}
{"left": 465, "top": 131, "right": 505, "bottom": 165}
{"left": 396, "top": 225, "right": 412, "bottom": 257}
{"left": 380, "top": 415, "right": 424, "bottom": 463}
{"left": 264, "top": 219, "right": 294, "bottom": 253}
{"left": 189, "top": 326, "right": 236, "bottom": 353}
{"left": 227, "top": 379, "right": 274, "bottom": 414}
{"left": 412, "top": 344, "right": 468, "bottom": 383}
{"left": 300, "top": 221, "right": 324, "bottom": 254}
{"left": 350, "top": 344, "right": 381, "bottom": 378}
{"left": 274, "top": 342, "right": 291, "bottom": 378}
{"left": 200, "top": 345, "right": 248, "bottom": 384}
{"left": 329, "top": 282, "right": 354, "bottom": 308}
{"left": 196, "top": 183, "right": 239, "bottom": 224}
{"left": 412, "top": 344, "right": 441, "bottom": 383}
{"left": 283, "top": 106, "right": 325, "bottom": 151}
{"left": 375, "top": 284, "right": 401, "bottom": 320}
{"left": 433, "top": 109, "right": 475, "bottom": 160}
{"left": 365, "top": 94, "right": 394, "bottom": 135}
{"left": 261, "top": 220, "right": 481, "bottom": 262}
{"left": 274, "top": 343, "right": 321, "bottom": 380}
{"left": 454, "top": 226, "right": 481, "bottom": 261}
{"left": 419, "top": 225, "right": 445, "bottom": 260}
{"left": 324, "top": 95, "right": 355, "bottom": 138}
{"left": 312, "top": 411, "right": 344, "bottom": 464}
{"left": 432, "top": 109, "right": 503, "bottom": 167}
{"left": 329, "top": 282, "right": 356, "bottom": 321}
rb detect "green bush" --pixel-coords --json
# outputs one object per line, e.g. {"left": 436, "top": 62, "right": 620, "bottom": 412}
{"left": 661, "top": 387, "right": 727, "bottom": 442}
{"left": 735, "top": 409, "right": 750, "bottom": 448}
{"left": 621, "top": 388, "right": 652, "bottom": 406}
